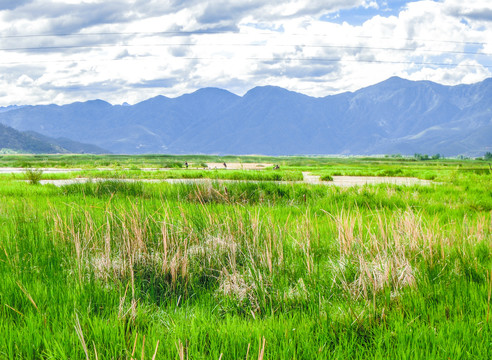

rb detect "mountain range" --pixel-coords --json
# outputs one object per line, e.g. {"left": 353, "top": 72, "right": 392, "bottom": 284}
{"left": 0, "top": 76, "right": 491, "bottom": 156}
{"left": 0, "top": 123, "right": 109, "bottom": 154}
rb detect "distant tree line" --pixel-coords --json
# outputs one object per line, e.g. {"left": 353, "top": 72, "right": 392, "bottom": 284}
{"left": 414, "top": 153, "right": 441, "bottom": 161}
{"left": 384, "top": 152, "right": 491, "bottom": 161}
{"left": 415, "top": 152, "right": 492, "bottom": 161}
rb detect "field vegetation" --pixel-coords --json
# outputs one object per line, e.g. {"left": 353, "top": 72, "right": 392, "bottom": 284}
{"left": 0, "top": 155, "right": 490, "bottom": 359}
{"left": 16, "top": 169, "right": 304, "bottom": 182}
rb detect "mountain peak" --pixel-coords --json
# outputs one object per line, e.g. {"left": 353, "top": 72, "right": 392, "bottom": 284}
{"left": 68, "top": 99, "right": 112, "bottom": 108}
{"left": 377, "top": 76, "right": 413, "bottom": 88}
{"left": 178, "top": 87, "right": 239, "bottom": 102}
{"left": 190, "top": 87, "right": 236, "bottom": 95}
{"left": 135, "top": 95, "right": 170, "bottom": 106}
{"left": 244, "top": 85, "right": 305, "bottom": 98}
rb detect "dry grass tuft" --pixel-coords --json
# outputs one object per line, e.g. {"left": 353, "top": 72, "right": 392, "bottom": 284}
{"left": 284, "top": 278, "right": 309, "bottom": 302}
{"left": 217, "top": 268, "right": 259, "bottom": 311}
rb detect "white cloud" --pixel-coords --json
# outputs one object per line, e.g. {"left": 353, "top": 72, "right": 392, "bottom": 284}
{"left": 406, "top": 59, "right": 491, "bottom": 85}
{"left": 0, "top": 0, "right": 490, "bottom": 105}
{"left": 443, "top": 0, "right": 492, "bottom": 23}
{"left": 16, "top": 74, "right": 34, "bottom": 86}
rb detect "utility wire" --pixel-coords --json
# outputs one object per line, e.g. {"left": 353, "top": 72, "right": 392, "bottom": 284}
{"left": 0, "top": 30, "right": 488, "bottom": 47}
{"left": 0, "top": 30, "right": 232, "bottom": 38}
{"left": 0, "top": 42, "right": 490, "bottom": 57}
{"left": 0, "top": 32, "right": 489, "bottom": 67}
{"left": 0, "top": 56, "right": 490, "bottom": 68}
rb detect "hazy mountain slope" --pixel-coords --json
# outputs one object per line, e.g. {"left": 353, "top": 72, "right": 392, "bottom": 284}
{"left": 24, "top": 131, "right": 111, "bottom": 154}
{"left": 0, "top": 77, "right": 490, "bottom": 156}
{"left": 0, "top": 122, "right": 110, "bottom": 154}
{"left": 169, "top": 86, "right": 342, "bottom": 154}
{"left": 0, "top": 123, "right": 67, "bottom": 153}
{"left": 123, "top": 88, "right": 241, "bottom": 153}
{"left": 0, "top": 105, "right": 26, "bottom": 113}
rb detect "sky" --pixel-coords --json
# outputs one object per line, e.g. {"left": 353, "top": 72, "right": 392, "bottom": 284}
{"left": 0, "top": 0, "right": 491, "bottom": 106}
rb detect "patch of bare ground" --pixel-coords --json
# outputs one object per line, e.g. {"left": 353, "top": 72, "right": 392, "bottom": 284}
{"left": 34, "top": 175, "right": 433, "bottom": 187}
{"left": 205, "top": 162, "right": 273, "bottom": 170}
{"left": 303, "top": 172, "right": 432, "bottom": 186}
{"left": 330, "top": 175, "right": 432, "bottom": 186}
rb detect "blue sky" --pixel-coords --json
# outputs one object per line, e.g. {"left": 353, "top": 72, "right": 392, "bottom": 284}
{"left": 0, "top": 0, "right": 490, "bottom": 105}
{"left": 322, "top": 1, "right": 409, "bottom": 25}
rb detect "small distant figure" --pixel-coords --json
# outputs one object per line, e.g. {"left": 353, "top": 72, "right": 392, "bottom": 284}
{"left": 274, "top": 164, "right": 280, "bottom": 170}
{"left": 223, "top": 162, "right": 227, "bottom": 169}
{"left": 185, "top": 161, "right": 188, "bottom": 169}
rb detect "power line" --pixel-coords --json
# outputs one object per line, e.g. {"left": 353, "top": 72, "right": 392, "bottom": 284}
{"left": 0, "top": 31, "right": 489, "bottom": 68}
{"left": 0, "top": 29, "right": 489, "bottom": 47}
{"left": 0, "top": 30, "right": 232, "bottom": 38}
{"left": 0, "top": 42, "right": 490, "bottom": 57}
{"left": 0, "top": 56, "right": 490, "bottom": 68}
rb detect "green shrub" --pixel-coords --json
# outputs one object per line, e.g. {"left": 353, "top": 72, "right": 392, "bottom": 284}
{"left": 24, "top": 168, "right": 43, "bottom": 185}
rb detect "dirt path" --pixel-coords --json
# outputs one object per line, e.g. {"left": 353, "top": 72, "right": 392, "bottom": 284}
{"left": 33, "top": 175, "right": 432, "bottom": 187}
{"left": 302, "top": 172, "right": 321, "bottom": 184}
{"left": 0, "top": 167, "right": 84, "bottom": 174}
{"left": 330, "top": 175, "right": 432, "bottom": 186}
{"left": 302, "top": 172, "right": 432, "bottom": 186}
{"left": 8, "top": 166, "right": 432, "bottom": 187}
{"left": 205, "top": 162, "right": 273, "bottom": 170}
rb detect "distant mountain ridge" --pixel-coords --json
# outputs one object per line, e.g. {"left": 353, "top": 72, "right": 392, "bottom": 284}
{"left": 0, "top": 123, "right": 66, "bottom": 154}
{"left": 0, "top": 105, "right": 26, "bottom": 113}
{"left": 0, "top": 77, "right": 491, "bottom": 156}
{"left": 0, "top": 123, "right": 110, "bottom": 154}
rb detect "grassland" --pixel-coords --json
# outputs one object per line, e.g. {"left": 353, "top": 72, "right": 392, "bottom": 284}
{"left": 0, "top": 155, "right": 490, "bottom": 359}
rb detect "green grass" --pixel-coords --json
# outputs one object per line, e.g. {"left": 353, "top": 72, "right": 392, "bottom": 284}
{"left": 0, "top": 156, "right": 490, "bottom": 359}
{"left": 71, "top": 169, "right": 303, "bottom": 182}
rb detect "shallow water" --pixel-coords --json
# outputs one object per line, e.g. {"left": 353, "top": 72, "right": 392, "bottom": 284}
{"left": 29, "top": 176, "right": 432, "bottom": 187}
{"left": 4, "top": 167, "right": 432, "bottom": 187}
